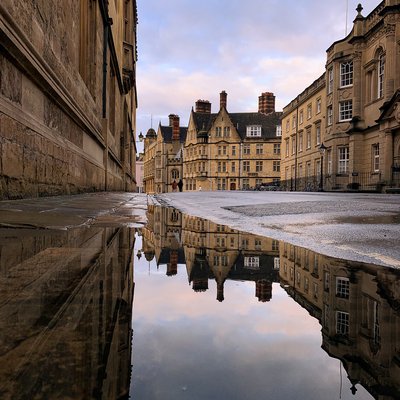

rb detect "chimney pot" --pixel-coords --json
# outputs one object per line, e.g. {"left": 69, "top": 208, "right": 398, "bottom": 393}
{"left": 258, "top": 92, "right": 275, "bottom": 114}
{"left": 220, "top": 90, "right": 227, "bottom": 110}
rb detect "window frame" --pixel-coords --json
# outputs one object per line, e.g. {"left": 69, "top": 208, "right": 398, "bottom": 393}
{"left": 340, "top": 60, "right": 353, "bottom": 87}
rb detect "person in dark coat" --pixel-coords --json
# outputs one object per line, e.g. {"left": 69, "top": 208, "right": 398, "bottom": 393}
{"left": 177, "top": 179, "right": 183, "bottom": 192}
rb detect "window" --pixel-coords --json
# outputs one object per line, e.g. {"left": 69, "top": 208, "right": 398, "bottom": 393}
{"left": 218, "top": 161, "right": 227, "bottom": 172}
{"left": 243, "top": 144, "right": 250, "bottom": 155}
{"left": 232, "top": 146, "right": 236, "bottom": 156}
{"left": 274, "top": 144, "right": 281, "bottom": 155}
{"left": 316, "top": 125, "right": 321, "bottom": 145}
{"left": 256, "top": 161, "right": 263, "bottom": 172}
{"left": 372, "top": 144, "right": 380, "bottom": 172}
{"left": 298, "top": 132, "right": 303, "bottom": 152}
{"left": 243, "top": 161, "right": 250, "bottom": 172}
{"left": 328, "top": 67, "right": 333, "bottom": 94}
{"left": 316, "top": 98, "right": 321, "bottom": 114}
{"left": 378, "top": 52, "right": 385, "bottom": 99}
{"left": 338, "top": 147, "right": 349, "bottom": 174}
{"left": 223, "top": 126, "right": 230, "bottom": 137}
{"left": 336, "top": 277, "right": 350, "bottom": 299}
{"left": 216, "top": 127, "right": 222, "bottom": 137}
{"left": 286, "top": 120, "right": 290, "bottom": 132}
{"left": 340, "top": 60, "right": 353, "bottom": 87}
{"left": 285, "top": 139, "right": 289, "bottom": 157}
{"left": 256, "top": 144, "right": 263, "bottom": 155}
{"left": 299, "top": 110, "right": 304, "bottom": 125}
{"left": 291, "top": 137, "right": 296, "bottom": 155}
{"left": 242, "top": 178, "right": 250, "bottom": 190}
{"left": 327, "top": 105, "right": 333, "bottom": 126}
{"left": 247, "top": 126, "right": 262, "bottom": 137}
{"left": 306, "top": 161, "right": 311, "bottom": 178}
{"left": 171, "top": 169, "right": 179, "bottom": 179}
{"left": 306, "top": 129, "right": 311, "bottom": 149}
{"left": 324, "top": 272, "right": 330, "bottom": 291}
{"left": 327, "top": 149, "right": 332, "bottom": 175}
{"left": 276, "top": 125, "right": 282, "bottom": 136}
{"left": 339, "top": 100, "right": 353, "bottom": 121}
{"left": 244, "top": 257, "right": 260, "bottom": 269}
{"left": 273, "top": 161, "right": 280, "bottom": 172}
{"left": 307, "top": 104, "right": 312, "bottom": 119}
{"left": 292, "top": 116, "right": 297, "bottom": 129}
{"left": 231, "top": 162, "right": 236, "bottom": 173}
{"left": 336, "top": 311, "right": 349, "bottom": 336}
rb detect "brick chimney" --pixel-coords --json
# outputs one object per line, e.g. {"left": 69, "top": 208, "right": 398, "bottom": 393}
{"left": 258, "top": 92, "right": 275, "bottom": 114}
{"left": 220, "top": 90, "right": 227, "bottom": 110}
{"left": 172, "top": 114, "right": 180, "bottom": 140}
{"left": 195, "top": 100, "right": 212, "bottom": 114}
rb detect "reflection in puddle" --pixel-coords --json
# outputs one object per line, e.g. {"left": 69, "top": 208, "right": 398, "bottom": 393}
{"left": 0, "top": 227, "right": 135, "bottom": 399}
{"left": 1, "top": 203, "right": 399, "bottom": 399}
{"left": 133, "top": 204, "right": 400, "bottom": 400}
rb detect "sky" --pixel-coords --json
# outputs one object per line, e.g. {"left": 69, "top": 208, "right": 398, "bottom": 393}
{"left": 135, "top": 0, "right": 381, "bottom": 151}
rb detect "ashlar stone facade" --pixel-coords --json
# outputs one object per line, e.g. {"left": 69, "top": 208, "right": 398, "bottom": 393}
{"left": 0, "top": 0, "right": 138, "bottom": 199}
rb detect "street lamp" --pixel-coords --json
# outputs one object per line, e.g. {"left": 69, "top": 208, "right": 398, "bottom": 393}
{"left": 318, "top": 143, "right": 327, "bottom": 191}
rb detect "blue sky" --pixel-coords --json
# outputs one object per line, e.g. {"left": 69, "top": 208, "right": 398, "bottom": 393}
{"left": 135, "top": 0, "right": 380, "bottom": 149}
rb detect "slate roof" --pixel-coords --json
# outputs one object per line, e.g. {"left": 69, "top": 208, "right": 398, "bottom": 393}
{"left": 159, "top": 125, "right": 188, "bottom": 143}
{"left": 192, "top": 110, "right": 282, "bottom": 139}
{"left": 229, "top": 112, "right": 282, "bottom": 140}
{"left": 192, "top": 112, "right": 218, "bottom": 132}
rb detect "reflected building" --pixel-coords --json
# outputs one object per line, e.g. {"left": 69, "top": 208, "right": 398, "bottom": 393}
{"left": 142, "top": 205, "right": 280, "bottom": 302}
{"left": 0, "top": 227, "right": 135, "bottom": 399}
{"left": 279, "top": 242, "right": 400, "bottom": 399}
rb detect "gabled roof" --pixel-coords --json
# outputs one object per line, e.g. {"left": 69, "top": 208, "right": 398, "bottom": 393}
{"left": 229, "top": 111, "right": 282, "bottom": 140}
{"left": 159, "top": 125, "right": 188, "bottom": 143}
{"left": 192, "top": 110, "right": 282, "bottom": 139}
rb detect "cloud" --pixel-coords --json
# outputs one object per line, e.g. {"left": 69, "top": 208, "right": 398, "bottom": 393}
{"left": 136, "top": 0, "right": 382, "bottom": 137}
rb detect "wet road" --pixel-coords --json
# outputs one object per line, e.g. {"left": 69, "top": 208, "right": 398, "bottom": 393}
{"left": 156, "top": 191, "right": 400, "bottom": 268}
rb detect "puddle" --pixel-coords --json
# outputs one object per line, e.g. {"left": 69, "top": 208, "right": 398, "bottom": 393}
{"left": 1, "top": 204, "right": 399, "bottom": 399}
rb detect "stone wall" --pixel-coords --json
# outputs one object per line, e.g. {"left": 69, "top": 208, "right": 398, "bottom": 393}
{"left": 0, "top": 0, "right": 137, "bottom": 199}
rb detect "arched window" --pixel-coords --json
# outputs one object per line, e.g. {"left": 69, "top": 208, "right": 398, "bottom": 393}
{"left": 171, "top": 169, "right": 179, "bottom": 180}
{"left": 378, "top": 51, "right": 385, "bottom": 99}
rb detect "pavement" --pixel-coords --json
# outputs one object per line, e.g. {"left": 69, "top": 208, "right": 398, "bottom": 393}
{"left": 0, "top": 192, "right": 148, "bottom": 230}
{"left": 0, "top": 191, "right": 399, "bottom": 268}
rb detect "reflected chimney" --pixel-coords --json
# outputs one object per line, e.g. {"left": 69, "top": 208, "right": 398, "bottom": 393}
{"left": 258, "top": 92, "right": 275, "bottom": 114}
{"left": 195, "top": 100, "right": 211, "bottom": 114}
{"left": 220, "top": 90, "right": 227, "bottom": 110}
{"left": 171, "top": 114, "right": 180, "bottom": 140}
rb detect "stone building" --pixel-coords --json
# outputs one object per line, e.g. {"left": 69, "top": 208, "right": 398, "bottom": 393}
{"left": 0, "top": 225, "right": 135, "bottom": 398}
{"left": 0, "top": 0, "right": 138, "bottom": 199}
{"left": 141, "top": 204, "right": 280, "bottom": 302}
{"left": 279, "top": 242, "right": 400, "bottom": 398}
{"left": 135, "top": 153, "right": 144, "bottom": 193}
{"left": 142, "top": 115, "right": 187, "bottom": 194}
{"left": 281, "top": 0, "right": 400, "bottom": 192}
{"left": 184, "top": 91, "right": 282, "bottom": 191}
{"left": 281, "top": 75, "right": 326, "bottom": 191}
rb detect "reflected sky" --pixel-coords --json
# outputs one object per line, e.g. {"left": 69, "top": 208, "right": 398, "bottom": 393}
{"left": 131, "top": 235, "right": 373, "bottom": 400}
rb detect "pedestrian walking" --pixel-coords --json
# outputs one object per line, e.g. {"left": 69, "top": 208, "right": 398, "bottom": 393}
{"left": 177, "top": 179, "right": 183, "bottom": 192}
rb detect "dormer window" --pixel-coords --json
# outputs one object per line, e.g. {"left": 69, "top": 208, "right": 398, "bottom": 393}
{"left": 246, "top": 125, "right": 262, "bottom": 137}
{"left": 276, "top": 125, "right": 282, "bottom": 137}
